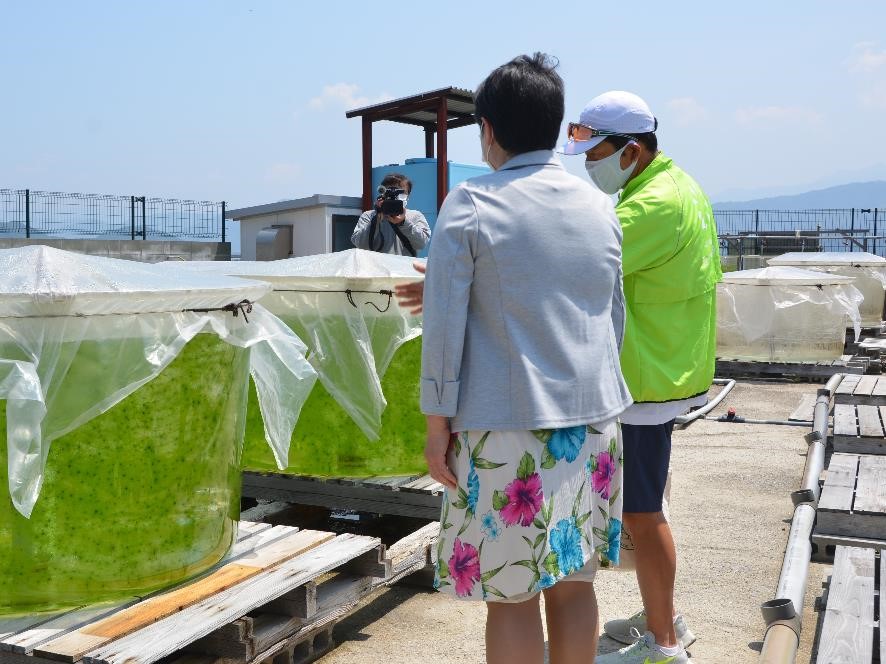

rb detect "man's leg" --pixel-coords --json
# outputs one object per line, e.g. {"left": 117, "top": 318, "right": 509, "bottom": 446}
{"left": 620, "top": 421, "right": 677, "bottom": 648}
{"left": 623, "top": 511, "right": 677, "bottom": 647}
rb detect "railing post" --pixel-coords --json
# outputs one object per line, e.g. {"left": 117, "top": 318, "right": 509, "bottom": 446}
{"left": 221, "top": 201, "right": 226, "bottom": 243}
{"left": 139, "top": 196, "right": 146, "bottom": 240}
{"left": 130, "top": 196, "right": 136, "bottom": 240}
{"left": 875, "top": 208, "right": 879, "bottom": 257}
{"left": 754, "top": 209, "right": 760, "bottom": 255}
{"left": 24, "top": 189, "right": 31, "bottom": 238}
{"left": 850, "top": 208, "right": 855, "bottom": 252}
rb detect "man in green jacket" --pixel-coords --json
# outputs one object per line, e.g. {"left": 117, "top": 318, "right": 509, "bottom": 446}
{"left": 561, "top": 91, "right": 721, "bottom": 664}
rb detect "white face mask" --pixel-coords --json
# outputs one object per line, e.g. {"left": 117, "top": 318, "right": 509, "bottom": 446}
{"left": 584, "top": 143, "right": 638, "bottom": 194}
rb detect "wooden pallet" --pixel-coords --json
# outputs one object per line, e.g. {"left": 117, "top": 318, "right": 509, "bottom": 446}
{"left": 715, "top": 356, "right": 868, "bottom": 381}
{"left": 846, "top": 321, "right": 886, "bottom": 340}
{"left": 833, "top": 373, "right": 886, "bottom": 405}
{"left": 817, "top": 453, "right": 886, "bottom": 540}
{"left": 0, "top": 521, "right": 393, "bottom": 664}
{"left": 242, "top": 472, "right": 444, "bottom": 520}
{"left": 168, "top": 521, "right": 438, "bottom": 664}
{"left": 814, "top": 546, "right": 883, "bottom": 663}
{"left": 831, "top": 403, "right": 886, "bottom": 454}
{"left": 847, "top": 335, "right": 886, "bottom": 355}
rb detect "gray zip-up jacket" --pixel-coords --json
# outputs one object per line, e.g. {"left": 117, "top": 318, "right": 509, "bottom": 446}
{"left": 350, "top": 209, "right": 431, "bottom": 256}
{"left": 420, "top": 150, "right": 632, "bottom": 431}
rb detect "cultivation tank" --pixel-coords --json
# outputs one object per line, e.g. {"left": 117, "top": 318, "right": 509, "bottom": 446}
{"left": 717, "top": 266, "right": 862, "bottom": 362}
{"left": 0, "top": 246, "right": 316, "bottom": 614}
{"left": 179, "top": 249, "right": 426, "bottom": 477}
{"left": 767, "top": 252, "right": 886, "bottom": 326}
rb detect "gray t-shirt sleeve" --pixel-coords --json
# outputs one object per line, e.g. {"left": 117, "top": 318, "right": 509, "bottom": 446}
{"left": 350, "top": 210, "right": 377, "bottom": 249}
{"left": 399, "top": 210, "right": 431, "bottom": 251}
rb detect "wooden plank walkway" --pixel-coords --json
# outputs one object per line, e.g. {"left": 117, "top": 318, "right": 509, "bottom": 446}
{"left": 716, "top": 356, "right": 868, "bottom": 381}
{"left": 814, "top": 546, "right": 881, "bottom": 663}
{"left": 242, "top": 472, "right": 445, "bottom": 520}
{"left": 831, "top": 403, "right": 886, "bottom": 454}
{"left": 0, "top": 521, "right": 393, "bottom": 664}
{"left": 833, "top": 373, "right": 886, "bottom": 405}
{"left": 817, "top": 453, "right": 886, "bottom": 540}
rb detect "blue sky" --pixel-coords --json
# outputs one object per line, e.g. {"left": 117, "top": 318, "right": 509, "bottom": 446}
{"left": 2, "top": 1, "right": 886, "bottom": 208}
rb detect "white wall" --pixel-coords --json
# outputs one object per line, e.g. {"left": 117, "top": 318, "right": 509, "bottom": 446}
{"left": 237, "top": 203, "right": 361, "bottom": 259}
{"left": 240, "top": 218, "right": 264, "bottom": 260}
{"left": 291, "top": 208, "right": 327, "bottom": 257}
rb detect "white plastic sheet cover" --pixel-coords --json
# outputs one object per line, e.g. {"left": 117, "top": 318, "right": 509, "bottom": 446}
{"left": 0, "top": 246, "right": 317, "bottom": 517}
{"left": 768, "top": 251, "right": 886, "bottom": 287}
{"left": 718, "top": 266, "right": 864, "bottom": 344}
{"left": 179, "top": 249, "right": 424, "bottom": 440}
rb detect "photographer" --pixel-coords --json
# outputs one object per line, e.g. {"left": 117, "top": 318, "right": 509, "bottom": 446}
{"left": 350, "top": 173, "right": 431, "bottom": 256}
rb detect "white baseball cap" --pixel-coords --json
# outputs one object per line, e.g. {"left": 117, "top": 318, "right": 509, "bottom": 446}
{"left": 560, "top": 90, "right": 657, "bottom": 155}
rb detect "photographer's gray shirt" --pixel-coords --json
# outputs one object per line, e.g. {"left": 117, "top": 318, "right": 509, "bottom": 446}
{"left": 350, "top": 209, "right": 431, "bottom": 256}
{"left": 420, "top": 150, "right": 632, "bottom": 431}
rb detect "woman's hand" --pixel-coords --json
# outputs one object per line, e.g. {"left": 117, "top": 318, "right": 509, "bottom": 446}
{"left": 425, "top": 415, "right": 458, "bottom": 490}
{"left": 394, "top": 261, "right": 426, "bottom": 314}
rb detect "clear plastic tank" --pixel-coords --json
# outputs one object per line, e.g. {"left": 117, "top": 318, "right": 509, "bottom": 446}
{"left": 179, "top": 250, "right": 426, "bottom": 478}
{"left": 767, "top": 252, "right": 886, "bottom": 326}
{"left": 242, "top": 335, "right": 424, "bottom": 476}
{"left": 0, "top": 246, "right": 316, "bottom": 614}
{"left": 0, "top": 335, "right": 247, "bottom": 612}
{"left": 717, "top": 266, "right": 862, "bottom": 362}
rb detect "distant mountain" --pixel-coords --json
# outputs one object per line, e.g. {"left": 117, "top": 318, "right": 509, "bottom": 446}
{"left": 713, "top": 180, "right": 886, "bottom": 210}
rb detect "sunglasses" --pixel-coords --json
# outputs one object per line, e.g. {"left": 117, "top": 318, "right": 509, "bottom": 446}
{"left": 566, "top": 122, "right": 635, "bottom": 144}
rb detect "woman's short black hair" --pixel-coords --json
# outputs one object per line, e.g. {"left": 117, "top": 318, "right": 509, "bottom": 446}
{"left": 474, "top": 52, "right": 564, "bottom": 155}
{"left": 381, "top": 172, "right": 412, "bottom": 194}
{"left": 605, "top": 132, "right": 658, "bottom": 154}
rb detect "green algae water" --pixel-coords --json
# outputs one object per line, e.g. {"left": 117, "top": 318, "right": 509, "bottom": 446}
{"left": 242, "top": 335, "right": 425, "bottom": 477}
{"left": 0, "top": 334, "right": 248, "bottom": 614}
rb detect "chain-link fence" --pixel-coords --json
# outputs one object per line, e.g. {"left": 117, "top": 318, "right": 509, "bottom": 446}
{"left": 0, "top": 189, "right": 227, "bottom": 242}
{"left": 714, "top": 208, "right": 884, "bottom": 256}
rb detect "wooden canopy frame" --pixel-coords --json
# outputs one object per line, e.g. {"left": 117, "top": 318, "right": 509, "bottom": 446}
{"left": 345, "top": 87, "right": 476, "bottom": 212}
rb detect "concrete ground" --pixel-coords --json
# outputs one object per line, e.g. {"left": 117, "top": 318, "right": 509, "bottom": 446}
{"left": 318, "top": 379, "right": 828, "bottom": 663}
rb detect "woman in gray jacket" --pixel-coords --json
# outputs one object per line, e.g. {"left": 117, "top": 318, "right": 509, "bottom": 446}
{"left": 420, "top": 54, "right": 632, "bottom": 664}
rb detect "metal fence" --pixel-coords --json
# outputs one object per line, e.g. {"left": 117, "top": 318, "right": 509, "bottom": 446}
{"left": 714, "top": 208, "right": 884, "bottom": 256}
{"left": 0, "top": 189, "right": 227, "bottom": 242}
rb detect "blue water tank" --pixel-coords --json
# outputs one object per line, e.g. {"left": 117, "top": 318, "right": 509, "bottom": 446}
{"left": 371, "top": 158, "right": 490, "bottom": 257}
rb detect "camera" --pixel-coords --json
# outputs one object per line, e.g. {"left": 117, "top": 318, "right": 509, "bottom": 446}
{"left": 377, "top": 186, "right": 406, "bottom": 216}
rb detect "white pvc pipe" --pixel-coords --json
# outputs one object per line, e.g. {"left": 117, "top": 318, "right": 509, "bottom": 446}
{"left": 758, "top": 372, "right": 843, "bottom": 663}
{"left": 773, "top": 503, "right": 815, "bottom": 615}
{"left": 673, "top": 378, "right": 736, "bottom": 426}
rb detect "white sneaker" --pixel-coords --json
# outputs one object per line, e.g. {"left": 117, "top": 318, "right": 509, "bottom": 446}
{"left": 603, "top": 609, "right": 696, "bottom": 648}
{"left": 595, "top": 629, "right": 688, "bottom": 663}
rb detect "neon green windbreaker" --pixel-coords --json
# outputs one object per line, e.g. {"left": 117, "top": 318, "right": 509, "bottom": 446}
{"left": 616, "top": 152, "right": 722, "bottom": 403}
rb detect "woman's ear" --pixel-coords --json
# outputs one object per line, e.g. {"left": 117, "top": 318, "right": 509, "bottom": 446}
{"left": 481, "top": 119, "right": 496, "bottom": 146}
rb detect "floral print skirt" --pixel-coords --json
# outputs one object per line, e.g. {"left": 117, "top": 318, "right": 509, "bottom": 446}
{"left": 433, "top": 420, "right": 623, "bottom": 602}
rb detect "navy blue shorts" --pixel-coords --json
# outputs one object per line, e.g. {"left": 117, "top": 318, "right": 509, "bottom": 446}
{"left": 621, "top": 420, "right": 674, "bottom": 513}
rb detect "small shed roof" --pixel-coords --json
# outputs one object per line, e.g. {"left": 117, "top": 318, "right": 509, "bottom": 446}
{"left": 345, "top": 87, "right": 477, "bottom": 130}
{"left": 226, "top": 194, "right": 362, "bottom": 221}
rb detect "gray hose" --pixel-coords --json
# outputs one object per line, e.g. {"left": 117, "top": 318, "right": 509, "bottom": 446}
{"left": 704, "top": 416, "right": 812, "bottom": 427}
{"left": 673, "top": 378, "right": 736, "bottom": 427}
{"left": 758, "top": 372, "right": 842, "bottom": 663}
